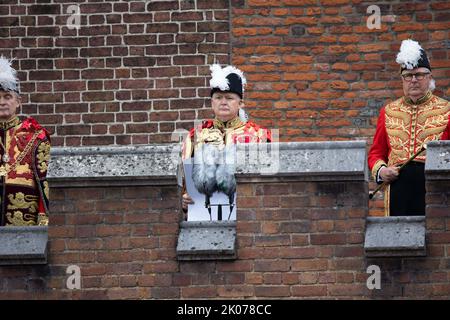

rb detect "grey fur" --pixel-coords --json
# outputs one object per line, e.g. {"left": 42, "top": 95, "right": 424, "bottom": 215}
{"left": 192, "top": 144, "right": 236, "bottom": 200}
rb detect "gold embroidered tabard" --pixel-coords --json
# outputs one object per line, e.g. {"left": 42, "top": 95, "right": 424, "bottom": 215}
{"left": 37, "top": 141, "right": 50, "bottom": 173}
{"left": 6, "top": 211, "right": 36, "bottom": 226}
{"left": 7, "top": 192, "right": 39, "bottom": 213}
{"left": 0, "top": 116, "right": 51, "bottom": 226}
{"left": 385, "top": 92, "right": 450, "bottom": 167}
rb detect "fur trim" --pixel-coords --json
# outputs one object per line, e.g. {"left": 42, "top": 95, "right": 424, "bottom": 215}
{"left": 192, "top": 144, "right": 220, "bottom": 196}
{"left": 192, "top": 143, "right": 237, "bottom": 202}
{"left": 215, "top": 145, "right": 236, "bottom": 198}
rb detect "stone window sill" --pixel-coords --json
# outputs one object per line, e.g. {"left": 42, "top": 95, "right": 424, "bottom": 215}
{"left": 364, "top": 216, "right": 426, "bottom": 257}
{"left": 176, "top": 221, "right": 236, "bottom": 261}
{"left": 0, "top": 226, "right": 48, "bottom": 265}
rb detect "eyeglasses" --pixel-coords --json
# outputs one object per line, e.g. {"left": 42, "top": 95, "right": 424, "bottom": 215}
{"left": 401, "top": 72, "right": 430, "bottom": 82}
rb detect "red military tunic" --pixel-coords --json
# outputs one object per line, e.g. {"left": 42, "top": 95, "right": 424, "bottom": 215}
{"left": 368, "top": 92, "right": 450, "bottom": 215}
{"left": 0, "top": 116, "right": 51, "bottom": 226}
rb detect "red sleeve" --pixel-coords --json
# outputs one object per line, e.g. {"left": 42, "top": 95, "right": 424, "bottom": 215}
{"left": 440, "top": 114, "right": 450, "bottom": 140}
{"left": 368, "top": 107, "right": 389, "bottom": 170}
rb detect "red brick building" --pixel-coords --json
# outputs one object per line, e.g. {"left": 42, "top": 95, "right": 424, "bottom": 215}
{"left": 1, "top": 0, "right": 448, "bottom": 146}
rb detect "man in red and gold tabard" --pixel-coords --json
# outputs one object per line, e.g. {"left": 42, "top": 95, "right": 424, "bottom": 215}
{"left": 0, "top": 56, "right": 51, "bottom": 226}
{"left": 181, "top": 64, "right": 271, "bottom": 218}
{"left": 368, "top": 40, "right": 450, "bottom": 216}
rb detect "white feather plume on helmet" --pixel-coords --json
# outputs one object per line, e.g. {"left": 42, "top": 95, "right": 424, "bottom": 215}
{"left": 209, "top": 64, "right": 247, "bottom": 92}
{"left": 396, "top": 39, "right": 431, "bottom": 71}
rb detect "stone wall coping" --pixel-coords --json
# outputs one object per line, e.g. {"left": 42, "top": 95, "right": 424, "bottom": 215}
{"left": 425, "top": 140, "right": 450, "bottom": 180}
{"left": 48, "top": 144, "right": 180, "bottom": 187}
{"left": 47, "top": 141, "right": 369, "bottom": 186}
{"left": 235, "top": 140, "right": 368, "bottom": 181}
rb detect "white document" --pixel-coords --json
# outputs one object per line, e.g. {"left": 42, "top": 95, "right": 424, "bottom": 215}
{"left": 183, "top": 161, "right": 236, "bottom": 221}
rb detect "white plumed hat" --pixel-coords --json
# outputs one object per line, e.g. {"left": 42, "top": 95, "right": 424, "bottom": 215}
{"left": 209, "top": 64, "right": 247, "bottom": 99}
{"left": 396, "top": 39, "right": 431, "bottom": 72}
{"left": 209, "top": 64, "right": 248, "bottom": 123}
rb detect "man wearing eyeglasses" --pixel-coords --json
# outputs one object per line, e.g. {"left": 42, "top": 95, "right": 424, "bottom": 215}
{"left": 368, "top": 39, "right": 449, "bottom": 216}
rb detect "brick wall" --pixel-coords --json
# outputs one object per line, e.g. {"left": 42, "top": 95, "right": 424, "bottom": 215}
{"left": 232, "top": 0, "right": 449, "bottom": 141}
{"left": 0, "top": 185, "right": 181, "bottom": 299}
{"left": 1, "top": 176, "right": 448, "bottom": 299}
{"left": 0, "top": 0, "right": 230, "bottom": 147}
{"left": 1, "top": 1, "right": 448, "bottom": 148}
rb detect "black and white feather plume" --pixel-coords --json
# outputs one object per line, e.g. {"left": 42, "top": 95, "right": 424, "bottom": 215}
{"left": 209, "top": 64, "right": 247, "bottom": 93}
{"left": 0, "top": 56, "right": 19, "bottom": 94}
{"left": 395, "top": 39, "right": 424, "bottom": 70}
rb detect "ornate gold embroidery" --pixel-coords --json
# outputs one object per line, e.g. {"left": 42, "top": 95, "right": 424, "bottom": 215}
{"left": 7, "top": 192, "right": 39, "bottom": 213}
{"left": 6, "top": 211, "right": 36, "bottom": 226}
{"left": 416, "top": 100, "right": 449, "bottom": 143}
{"left": 2, "top": 131, "right": 41, "bottom": 179}
{"left": 37, "top": 141, "right": 50, "bottom": 173}
{"left": 0, "top": 116, "right": 20, "bottom": 130}
{"left": 404, "top": 91, "right": 432, "bottom": 105}
{"left": 418, "top": 105, "right": 449, "bottom": 124}
{"left": 226, "top": 126, "right": 246, "bottom": 145}
{"left": 193, "top": 128, "right": 226, "bottom": 154}
{"left": 15, "top": 163, "right": 32, "bottom": 175}
{"left": 371, "top": 159, "right": 387, "bottom": 180}
{"left": 37, "top": 214, "right": 49, "bottom": 226}
{"left": 5, "top": 177, "right": 35, "bottom": 187}
{"left": 418, "top": 126, "right": 448, "bottom": 143}
{"left": 199, "top": 128, "right": 224, "bottom": 146}
{"left": 213, "top": 117, "right": 243, "bottom": 130}
{"left": 385, "top": 95, "right": 450, "bottom": 166}
{"left": 23, "top": 213, "right": 36, "bottom": 220}
{"left": 43, "top": 180, "right": 50, "bottom": 200}
{"left": 385, "top": 107, "right": 411, "bottom": 127}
